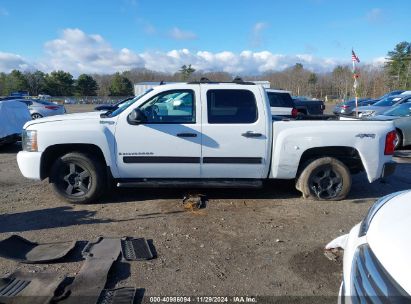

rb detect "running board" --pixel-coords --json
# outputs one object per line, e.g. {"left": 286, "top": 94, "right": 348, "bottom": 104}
{"left": 116, "top": 179, "right": 263, "bottom": 189}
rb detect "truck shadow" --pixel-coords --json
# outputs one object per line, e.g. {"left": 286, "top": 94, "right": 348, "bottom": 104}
{"left": 102, "top": 179, "right": 300, "bottom": 204}
{"left": 349, "top": 163, "right": 411, "bottom": 201}
{"left": 103, "top": 163, "right": 411, "bottom": 204}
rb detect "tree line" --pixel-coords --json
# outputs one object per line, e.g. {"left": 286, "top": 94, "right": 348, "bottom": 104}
{"left": 0, "top": 41, "right": 410, "bottom": 100}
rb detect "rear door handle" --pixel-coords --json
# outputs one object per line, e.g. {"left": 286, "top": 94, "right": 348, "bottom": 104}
{"left": 242, "top": 131, "right": 262, "bottom": 138}
{"left": 177, "top": 133, "right": 197, "bottom": 138}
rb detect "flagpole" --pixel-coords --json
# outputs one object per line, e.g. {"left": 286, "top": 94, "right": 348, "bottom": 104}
{"left": 352, "top": 49, "right": 358, "bottom": 118}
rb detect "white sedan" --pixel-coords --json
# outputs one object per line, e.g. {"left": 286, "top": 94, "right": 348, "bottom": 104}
{"left": 326, "top": 190, "right": 411, "bottom": 302}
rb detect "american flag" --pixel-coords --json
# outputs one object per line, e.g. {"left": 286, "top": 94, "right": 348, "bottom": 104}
{"left": 352, "top": 50, "right": 360, "bottom": 63}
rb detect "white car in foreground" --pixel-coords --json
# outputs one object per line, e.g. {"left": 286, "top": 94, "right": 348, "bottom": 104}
{"left": 326, "top": 190, "right": 411, "bottom": 302}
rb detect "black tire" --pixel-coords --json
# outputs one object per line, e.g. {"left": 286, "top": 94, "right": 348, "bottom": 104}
{"left": 395, "top": 129, "right": 403, "bottom": 150}
{"left": 296, "top": 157, "right": 351, "bottom": 201}
{"left": 50, "top": 152, "right": 106, "bottom": 204}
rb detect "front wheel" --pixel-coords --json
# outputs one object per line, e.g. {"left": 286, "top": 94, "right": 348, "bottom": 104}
{"left": 50, "top": 152, "right": 106, "bottom": 204}
{"left": 296, "top": 157, "right": 351, "bottom": 201}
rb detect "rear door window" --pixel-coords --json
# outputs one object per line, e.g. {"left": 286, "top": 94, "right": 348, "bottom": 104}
{"left": 267, "top": 92, "right": 294, "bottom": 107}
{"left": 207, "top": 89, "right": 257, "bottom": 124}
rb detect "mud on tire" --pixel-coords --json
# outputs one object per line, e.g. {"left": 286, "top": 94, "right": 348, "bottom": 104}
{"left": 296, "top": 157, "right": 351, "bottom": 201}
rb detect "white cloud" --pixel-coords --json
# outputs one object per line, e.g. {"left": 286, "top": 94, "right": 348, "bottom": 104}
{"left": 366, "top": 8, "right": 384, "bottom": 24}
{"left": 250, "top": 22, "right": 268, "bottom": 47}
{"left": 371, "top": 56, "right": 386, "bottom": 67}
{"left": 168, "top": 27, "right": 197, "bottom": 40}
{"left": 0, "top": 28, "right": 385, "bottom": 76}
{"left": 41, "top": 28, "right": 144, "bottom": 74}
{"left": 0, "top": 52, "right": 31, "bottom": 72}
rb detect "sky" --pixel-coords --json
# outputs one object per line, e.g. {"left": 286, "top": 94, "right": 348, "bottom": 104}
{"left": 0, "top": 0, "right": 410, "bottom": 76}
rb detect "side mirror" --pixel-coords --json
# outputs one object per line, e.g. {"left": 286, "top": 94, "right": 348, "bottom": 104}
{"left": 128, "top": 108, "right": 147, "bottom": 125}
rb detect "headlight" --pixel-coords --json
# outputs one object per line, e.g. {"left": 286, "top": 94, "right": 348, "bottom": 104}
{"left": 358, "top": 191, "right": 406, "bottom": 237}
{"left": 350, "top": 244, "right": 410, "bottom": 301}
{"left": 22, "top": 130, "right": 38, "bottom": 152}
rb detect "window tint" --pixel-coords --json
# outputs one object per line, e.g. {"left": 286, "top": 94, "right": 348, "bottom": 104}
{"left": 207, "top": 89, "right": 257, "bottom": 124}
{"left": 139, "top": 90, "right": 195, "bottom": 123}
{"left": 267, "top": 92, "right": 294, "bottom": 107}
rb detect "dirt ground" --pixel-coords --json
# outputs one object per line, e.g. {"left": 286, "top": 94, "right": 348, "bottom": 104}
{"left": 1, "top": 104, "right": 411, "bottom": 302}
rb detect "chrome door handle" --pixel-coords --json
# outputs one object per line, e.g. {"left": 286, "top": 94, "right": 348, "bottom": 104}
{"left": 242, "top": 131, "right": 262, "bottom": 138}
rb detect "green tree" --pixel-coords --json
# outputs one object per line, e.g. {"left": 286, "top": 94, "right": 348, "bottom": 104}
{"left": 3, "top": 70, "right": 28, "bottom": 95}
{"left": 108, "top": 73, "right": 133, "bottom": 96}
{"left": 385, "top": 41, "right": 411, "bottom": 89}
{"left": 0, "top": 73, "right": 6, "bottom": 96}
{"left": 25, "top": 70, "right": 46, "bottom": 96}
{"left": 179, "top": 64, "right": 196, "bottom": 81}
{"left": 75, "top": 74, "right": 99, "bottom": 96}
{"left": 44, "top": 71, "right": 75, "bottom": 96}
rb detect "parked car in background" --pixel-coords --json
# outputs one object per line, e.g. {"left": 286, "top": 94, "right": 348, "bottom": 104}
{"left": 0, "top": 100, "right": 31, "bottom": 145}
{"left": 365, "top": 103, "right": 411, "bottom": 149}
{"left": 16, "top": 99, "right": 66, "bottom": 119}
{"left": 265, "top": 89, "right": 298, "bottom": 117}
{"left": 375, "top": 90, "right": 405, "bottom": 100}
{"left": 327, "top": 190, "right": 411, "bottom": 301}
{"left": 292, "top": 96, "right": 325, "bottom": 115}
{"left": 357, "top": 95, "right": 411, "bottom": 118}
{"left": 333, "top": 98, "right": 374, "bottom": 116}
{"left": 94, "top": 97, "right": 133, "bottom": 111}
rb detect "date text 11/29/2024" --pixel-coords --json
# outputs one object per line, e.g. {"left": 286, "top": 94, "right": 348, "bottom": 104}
{"left": 149, "top": 296, "right": 257, "bottom": 303}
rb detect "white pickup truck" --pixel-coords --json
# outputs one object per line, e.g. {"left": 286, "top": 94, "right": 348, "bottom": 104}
{"left": 17, "top": 81, "right": 397, "bottom": 204}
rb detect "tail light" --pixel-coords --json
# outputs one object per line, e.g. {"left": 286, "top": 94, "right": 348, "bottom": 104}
{"left": 291, "top": 108, "right": 298, "bottom": 118}
{"left": 45, "top": 106, "right": 59, "bottom": 110}
{"left": 384, "top": 131, "right": 397, "bottom": 155}
{"left": 341, "top": 105, "right": 350, "bottom": 109}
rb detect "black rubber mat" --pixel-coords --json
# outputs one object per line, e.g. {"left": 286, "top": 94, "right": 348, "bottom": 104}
{"left": 59, "top": 237, "right": 122, "bottom": 304}
{"left": 97, "top": 287, "right": 136, "bottom": 304}
{"left": 0, "top": 271, "right": 65, "bottom": 304}
{"left": 0, "top": 235, "right": 76, "bottom": 264}
{"left": 121, "top": 238, "right": 154, "bottom": 261}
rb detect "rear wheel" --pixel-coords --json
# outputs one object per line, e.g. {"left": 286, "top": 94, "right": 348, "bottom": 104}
{"left": 50, "top": 152, "right": 106, "bottom": 204}
{"left": 296, "top": 157, "right": 351, "bottom": 201}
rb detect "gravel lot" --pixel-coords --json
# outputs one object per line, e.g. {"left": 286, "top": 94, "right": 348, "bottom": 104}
{"left": 1, "top": 104, "right": 411, "bottom": 302}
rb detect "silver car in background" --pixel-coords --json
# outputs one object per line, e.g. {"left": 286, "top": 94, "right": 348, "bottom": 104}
{"left": 17, "top": 99, "right": 66, "bottom": 119}
{"left": 357, "top": 95, "right": 411, "bottom": 118}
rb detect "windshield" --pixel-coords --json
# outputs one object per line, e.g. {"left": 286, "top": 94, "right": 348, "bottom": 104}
{"left": 107, "top": 89, "right": 153, "bottom": 117}
{"left": 383, "top": 103, "right": 411, "bottom": 117}
{"left": 373, "top": 96, "right": 402, "bottom": 107}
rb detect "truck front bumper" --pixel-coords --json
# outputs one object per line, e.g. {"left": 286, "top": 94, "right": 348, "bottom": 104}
{"left": 17, "top": 151, "right": 42, "bottom": 180}
{"left": 381, "top": 161, "right": 396, "bottom": 178}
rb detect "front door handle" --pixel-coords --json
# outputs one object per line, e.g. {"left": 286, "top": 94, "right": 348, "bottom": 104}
{"left": 242, "top": 131, "right": 262, "bottom": 138}
{"left": 177, "top": 133, "right": 197, "bottom": 138}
